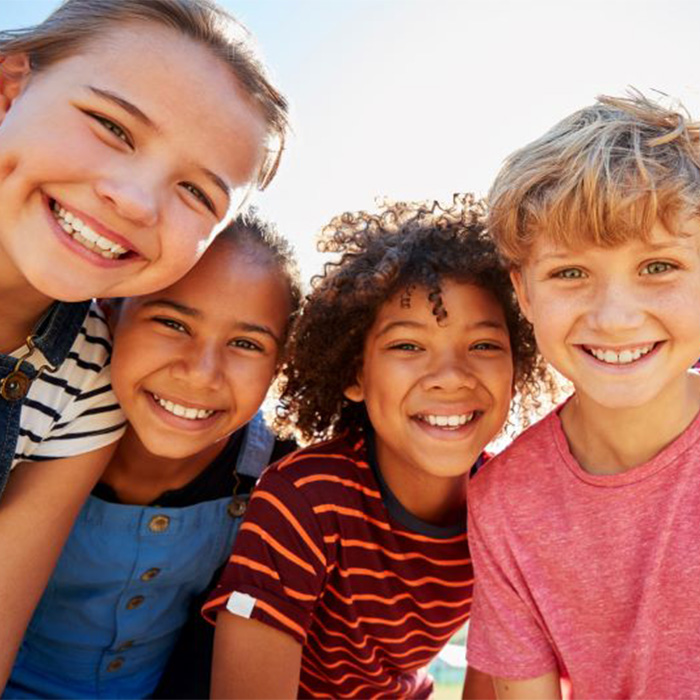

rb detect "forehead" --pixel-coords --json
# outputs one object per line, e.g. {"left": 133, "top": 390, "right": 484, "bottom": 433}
{"left": 374, "top": 280, "right": 506, "bottom": 327}
{"left": 526, "top": 217, "right": 700, "bottom": 265}
{"left": 54, "top": 22, "right": 267, "bottom": 191}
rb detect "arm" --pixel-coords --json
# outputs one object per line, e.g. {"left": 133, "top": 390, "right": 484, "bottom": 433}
{"left": 0, "top": 444, "right": 115, "bottom": 691}
{"left": 493, "top": 671, "right": 561, "bottom": 699}
{"left": 211, "top": 611, "right": 302, "bottom": 699}
{"left": 463, "top": 666, "right": 496, "bottom": 699}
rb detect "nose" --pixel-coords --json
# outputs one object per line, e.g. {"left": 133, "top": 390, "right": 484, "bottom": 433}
{"left": 95, "top": 168, "right": 160, "bottom": 227}
{"left": 422, "top": 350, "right": 479, "bottom": 393}
{"left": 588, "top": 279, "right": 645, "bottom": 333}
{"left": 171, "top": 343, "right": 224, "bottom": 390}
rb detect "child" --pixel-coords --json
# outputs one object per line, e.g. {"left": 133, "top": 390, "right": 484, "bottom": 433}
{"left": 466, "top": 93, "right": 700, "bottom": 699}
{"left": 4, "top": 212, "right": 301, "bottom": 699}
{"left": 204, "top": 196, "right": 552, "bottom": 699}
{"left": 0, "top": 0, "right": 287, "bottom": 688}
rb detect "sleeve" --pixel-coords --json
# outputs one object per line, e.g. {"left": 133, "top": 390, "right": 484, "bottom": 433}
{"left": 202, "top": 468, "right": 327, "bottom": 645}
{"left": 466, "top": 479, "right": 559, "bottom": 680}
{"left": 18, "top": 305, "right": 126, "bottom": 463}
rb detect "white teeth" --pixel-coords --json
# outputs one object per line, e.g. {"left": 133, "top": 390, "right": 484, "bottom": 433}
{"left": 50, "top": 200, "right": 128, "bottom": 259}
{"left": 588, "top": 344, "right": 654, "bottom": 365}
{"left": 422, "top": 413, "right": 475, "bottom": 429}
{"left": 152, "top": 393, "right": 215, "bottom": 420}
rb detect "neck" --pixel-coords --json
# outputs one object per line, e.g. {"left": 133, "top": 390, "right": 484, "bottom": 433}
{"left": 561, "top": 372, "right": 700, "bottom": 474}
{"left": 0, "top": 257, "right": 55, "bottom": 353}
{"left": 101, "top": 425, "right": 229, "bottom": 505}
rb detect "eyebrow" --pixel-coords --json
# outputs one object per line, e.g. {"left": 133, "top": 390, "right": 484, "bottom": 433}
{"left": 376, "top": 318, "right": 507, "bottom": 338}
{"left": 87, "top": 86, "right": 158, "bottom": 131}
{"left": 202, "top": 167, "right": 231, "bottom": 200}
{"left": 140, "top": 300, "right": 282, "bottom": 344}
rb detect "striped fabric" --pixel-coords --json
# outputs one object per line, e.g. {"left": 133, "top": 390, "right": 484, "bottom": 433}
{"left": 204, "top": 432, "right": 474, "bottom": 699}
{"left": 12, "top": 302, "right": 126, "bottom": 469}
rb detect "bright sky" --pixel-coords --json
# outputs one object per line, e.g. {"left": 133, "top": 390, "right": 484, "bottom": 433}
{"left": 3, "top": 0, "right": 700, "bottom": 282}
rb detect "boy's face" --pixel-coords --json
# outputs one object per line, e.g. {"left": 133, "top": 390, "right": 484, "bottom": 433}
{"left": 512, "top": 217, "right": 700, "bottom": 410}
{"left": 109, "top": 242, "right": 291, "bottom": 460}
{"left": 0, "top": 24, "right": 267, "bottom": 302}
{"left": 345, "top": 281, "right": 513, "bottom": 502}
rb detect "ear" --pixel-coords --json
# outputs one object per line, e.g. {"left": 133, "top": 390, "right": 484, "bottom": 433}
{"left": 0, "top": 53, "right": 31, "bottom": 119}
{"left": 510, "top": 267, "right": 534, "bottom": 323}
{"left": 343, "top": 374, "right": 365, "bottom": 403}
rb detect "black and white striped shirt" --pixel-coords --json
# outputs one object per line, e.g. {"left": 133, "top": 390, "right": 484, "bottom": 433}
{"left": 12, "top": 302, "right": 126, "bottom": 468}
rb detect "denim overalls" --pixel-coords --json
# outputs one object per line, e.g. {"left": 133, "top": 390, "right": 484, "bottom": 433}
{"left": 5, "top": 412, "right": 274, "bottom": 699}
{"left": 0, "top": 301, "right": 90, "bottom": 497}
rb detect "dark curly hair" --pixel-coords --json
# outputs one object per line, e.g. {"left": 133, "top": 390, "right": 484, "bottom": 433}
{"left": 276, "top": 194, "right": 556, "bottom": 442}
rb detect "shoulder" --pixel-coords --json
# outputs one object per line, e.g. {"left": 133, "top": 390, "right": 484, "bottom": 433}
{"left": 469, "top": 408, "right": 562, "bottom": 507}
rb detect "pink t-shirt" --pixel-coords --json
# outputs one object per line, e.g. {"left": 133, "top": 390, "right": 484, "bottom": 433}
{"left": 467, "top": 403, "right": 700, "bottom": 699}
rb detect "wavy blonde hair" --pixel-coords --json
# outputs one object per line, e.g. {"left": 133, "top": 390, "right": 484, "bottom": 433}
{"left": 489, "top": 90, "right": 700, "bottom": 266}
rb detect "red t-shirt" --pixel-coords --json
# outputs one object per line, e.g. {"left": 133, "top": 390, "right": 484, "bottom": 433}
{"left": 204, "top": 431, "right": 475, "bottom": 699}
{"left": 467, "top": 402, "right": 700, "bottom": 699}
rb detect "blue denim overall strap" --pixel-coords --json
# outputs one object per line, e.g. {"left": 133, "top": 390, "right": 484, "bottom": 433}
{"left": 235, "top": 410, "right": 275, "bottom": 478}
{"left": 0, "top": 301, "right": 91, "bottom": 499}
{"left": 5, "top": 418, "right": 277, "bottom": 699}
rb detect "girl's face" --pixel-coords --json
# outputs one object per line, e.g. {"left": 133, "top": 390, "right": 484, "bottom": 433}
{"left": 0, "top": 23, "right": 267, "bottom": 302}
{"left": 345, "top": 280, "right": 514, "bottom": 491}
{"left": 109, "top": 241, "right": 292, "bottom": 459}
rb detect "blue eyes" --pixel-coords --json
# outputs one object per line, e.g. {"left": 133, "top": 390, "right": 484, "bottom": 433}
{"left": 552, "top": 261, "right": 678, "bottom": 279}
{"left": 553, "top": 268, "right": 585, "bottom": 280}
{"left": 641, "top": 261, "right": 676, "bottom": 275}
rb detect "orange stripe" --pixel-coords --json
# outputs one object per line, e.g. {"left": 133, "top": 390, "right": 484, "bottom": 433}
{"left": 320, "top": 598, "right": 470, "bottom": 631}
{"left": 332, "top": 565, "right": 474, "bottom": 588}
{"left": 252, "top": 490, "right": 326, "bottom": 566}
{"left": 241, "top": 522, "right": 316, "bottom": 574}
{"left": 321, "top": 534, "right": 471, "bottom": 566}
{"left": 230, "top": 554, "right": 280, "bottom": 581}
{"left": 283, "top": 585, "right": 316, "bottom": 602}
{"left": 202, "top": 593, "right": 229, "bottom": 618}
{"left": 255, "top": 598, "right": 306, "bottom": 639}
{"left": 304, "top": 642, "right": 385, "bottom": 677}
{"left": 298, "top": 678, "right": 333, "bottom": 699}
{"left": 313, "top": 504, "right": 466, "bottom": 543}
{"left": 277, "top": 452, "right": 360, "bottom": 470}
{"left": 294, "top": 474, "right": 380, "bottom": 498}
{"left": 325, "top": 583, "right": 472, "bottom": 609}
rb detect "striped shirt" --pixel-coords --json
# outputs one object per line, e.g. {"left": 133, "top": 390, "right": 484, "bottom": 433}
{"left": 204, "top": 431, "right": 475, "bottom": 699}
{"left": 12, "top": 301, "right": 126, "bottom": 468}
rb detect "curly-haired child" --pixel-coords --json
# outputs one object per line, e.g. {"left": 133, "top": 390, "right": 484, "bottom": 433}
{"left": 203, "top": 195, "right": 553, "bottom": 699}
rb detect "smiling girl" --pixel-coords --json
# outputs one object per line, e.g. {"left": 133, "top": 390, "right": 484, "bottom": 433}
{"left": 5, "top": 212, "right": 301, "bottom": 699}
{"left": 0, "top": 0, "right": 287, "bottom": 688}
{"left": 205, "top": 196, "right": 553, "bottom": 699}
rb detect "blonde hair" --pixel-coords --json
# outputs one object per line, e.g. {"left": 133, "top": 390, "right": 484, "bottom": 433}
{"left": 489, "top": 90, "right": 700, "bottom": 266}
{"left": 0, "top": 0, "right": 288, "bottom": 189}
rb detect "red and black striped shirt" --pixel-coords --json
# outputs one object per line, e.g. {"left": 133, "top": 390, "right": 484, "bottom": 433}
{"left": 204, "top": 431, "right": 476, "bottom": 699}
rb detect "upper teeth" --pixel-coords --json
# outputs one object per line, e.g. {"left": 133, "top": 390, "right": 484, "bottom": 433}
{"left": 152, "top": 393, "right": 215, "bottom": 420}
{"left": 51, "top": 201, "right": 128, "bottom": 259}
{"left": 588, "top": 344, "right": 654, "bottom": 364}
{"left": 422, "top": 413, "right": 475, "bottom": 428}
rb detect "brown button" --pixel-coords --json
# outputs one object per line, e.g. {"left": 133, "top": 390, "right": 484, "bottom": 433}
{"left": 116, "top": 640, "right": 134, "bottom": 652}
{"left": 106, "top": 658, "right": 124, "bottom": 672}
{"left": 0, "top": 371, "right": 31, "bottom": 401}
{"left": 148, "top": 515, "right": 170, "bottom": 533}
{"left": 126, "top": 595, "right": 145, "bottom": 610}
{"left": 140, "top": 567, "right": 161, "bottom": 582}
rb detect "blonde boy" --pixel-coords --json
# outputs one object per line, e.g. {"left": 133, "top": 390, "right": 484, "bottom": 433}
{"left": 466, "top": 94, "right": 700, "bottom": 699}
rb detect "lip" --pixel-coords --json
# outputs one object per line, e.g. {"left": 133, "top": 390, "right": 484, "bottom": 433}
{"left": 43, "top": 193, "right": 143, "bottom": 268}
{"left": 575, "top": 340, "right": 664, "bottom": 371}
{"left": 145, "top": 390, "right": 223, "bottom": 431}
{"left": 410, "top": 411, "right": 483, "bottom": 441}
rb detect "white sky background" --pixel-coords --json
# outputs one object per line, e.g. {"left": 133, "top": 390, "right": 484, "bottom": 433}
{"left": 2, "top": 0, "right": 700, "bottom": 284}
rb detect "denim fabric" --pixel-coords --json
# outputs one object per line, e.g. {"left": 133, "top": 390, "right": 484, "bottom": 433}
{"left": 0, "top": 301, "right": 90, "bottom": 498}
{"left": 5, "top": 412, "right": 274, "bottom": 699}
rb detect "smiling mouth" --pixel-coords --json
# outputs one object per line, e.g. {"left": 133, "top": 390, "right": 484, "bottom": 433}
{"left": 414, "top": 412, "right": 478, "bottom": 430}
{"left": 581, "top": 343, "right": 658, "bottom": 365}
{"left": 50, "top": 199, "right": 132, "bottom": 260}
{"left": 151, "top": 392, "right": 217, "bottom": 421}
